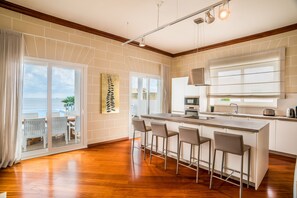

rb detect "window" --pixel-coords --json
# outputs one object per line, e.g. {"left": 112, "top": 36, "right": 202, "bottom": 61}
{"left": 130, "top": 74, "right": 161, "bottom": 117}
{"left": 22, "top": 57, "right": 87, "bottom": 158}
{"left": 208, "top": 48, "right": 285, "bottom": 107}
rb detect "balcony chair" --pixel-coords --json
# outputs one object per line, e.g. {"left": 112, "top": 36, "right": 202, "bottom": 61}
{"left": 22, "top": 118, "right": 47, "bottom": 151}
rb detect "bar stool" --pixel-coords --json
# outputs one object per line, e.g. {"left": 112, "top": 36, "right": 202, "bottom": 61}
{"left": 149, "top": 122, "right": 179, "bottom": 170}
{"left": 132, "top": 117, "right": 151, "bottom": 160}
{"left": 209, "top": 131, "right": 251, "bottom": 198}
{"left": 176, "top": 126, "right": 211, "bottom": 183}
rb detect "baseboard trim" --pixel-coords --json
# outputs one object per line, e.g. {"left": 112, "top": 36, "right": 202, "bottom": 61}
{"left": 87, "top": 137, "right": 129, "bottom": 148}
{"left": 269, "top": 150, "right": 297, "bottom": 159}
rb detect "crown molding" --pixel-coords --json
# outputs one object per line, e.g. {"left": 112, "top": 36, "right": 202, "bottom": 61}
{"left": 173, "top": 23, "right": 297, "bottom": 57}
{"left": 1, "top": 1, "right": 297, "bottom": 58}
{"left": 0, "top": 0, "right": 173, "bottom": 57}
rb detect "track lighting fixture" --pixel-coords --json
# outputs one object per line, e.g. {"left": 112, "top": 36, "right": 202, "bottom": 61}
{"left": 123, "top": 0, "right": 231, "bottom": 46}
{"left": 139, "top": 37, "right": 146, "bottom": 47}
{"left": 218, "top": 0, "right": 230, "bottom": 20}
{"left": 205, "top": 9, "right": 215, "bottom": 24}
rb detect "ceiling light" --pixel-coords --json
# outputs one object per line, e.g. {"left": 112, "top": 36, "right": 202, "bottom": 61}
{"left": 139, "top": 37, "right": 146, "bottom": 47}
{"left": 218, "top": 1, "right": 230, "bottom": 20}
{"left": 123, "top": 0, "right": 232, "bottom": 46}
{"left": 205, "top": 9, "right": 215, "bottom": 24}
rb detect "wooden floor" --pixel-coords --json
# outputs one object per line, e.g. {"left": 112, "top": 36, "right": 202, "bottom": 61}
{"left": 0, "top": 140, "right": 295, "bottom": 198}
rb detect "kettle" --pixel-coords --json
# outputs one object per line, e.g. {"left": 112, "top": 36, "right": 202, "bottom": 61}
{"left": 286, "top": 108, "right": 295, "bottom": 118}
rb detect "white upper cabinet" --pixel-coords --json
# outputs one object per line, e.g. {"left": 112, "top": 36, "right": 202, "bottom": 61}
{"left": 171, "top": 77, "right": 187, "bottom": 113}
{"left": 171, "top": 77, "right": 202, "bottom": 113}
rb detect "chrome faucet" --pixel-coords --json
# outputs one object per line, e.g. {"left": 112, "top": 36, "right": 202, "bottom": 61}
{"left": 230, "top": 103, "right": 238, "bottom": 114}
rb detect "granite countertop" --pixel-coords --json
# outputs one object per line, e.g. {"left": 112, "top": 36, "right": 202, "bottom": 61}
{"left": 141, "top": 113, "right": 269, "bottom": 133}
{"left": 200, "top": 112, "right": 297, "bottom": 122}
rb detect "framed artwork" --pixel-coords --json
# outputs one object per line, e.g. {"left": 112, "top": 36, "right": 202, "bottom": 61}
{"left": 101, "top": 73, "right": 119, "bottom": 114}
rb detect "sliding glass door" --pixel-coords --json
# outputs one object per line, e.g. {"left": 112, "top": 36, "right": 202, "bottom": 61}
{"left": 130, "top": 74, "right": 161, "bottom": 117}
{"left": 22, "top": 62, "right": 48, "bottom": 152}
{"left": 22, "top": 58, "right": 85, "bottom": 158}
{"left": 129, "top": 73, "right": 161, "bottom": 137}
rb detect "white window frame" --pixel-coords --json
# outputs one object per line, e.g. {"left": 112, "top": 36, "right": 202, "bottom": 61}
{"left": 128, "top": 72, "right": 161, "bottom": 138}
{"left": 208, "top": 48, "right": 285, "bottom": 108}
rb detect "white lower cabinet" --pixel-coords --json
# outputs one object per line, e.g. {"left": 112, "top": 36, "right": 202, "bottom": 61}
{"left": 204, "top": 113, "right": 297, "bottom": 155}
{"left": 142, "top": 118, "right": 269, "bottom": 189}
{"left": 203, "top": 114, "right": 278, "bottom": 152}
{"left": 275, "top": 120, "right": 297, "bottom": 155}
{"left": 249, "top": 118, "right": 276, "bottom": 151}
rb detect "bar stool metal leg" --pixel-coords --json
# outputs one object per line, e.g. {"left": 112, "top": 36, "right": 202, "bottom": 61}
{"left": 165, "top": 138, "right": 168, "bottom": 170}
{"left": 162, "top": 137, "right": 165, "bottom": 156}
{"left": 150, "top": 135, "right": 154, "bottom": 164}
{"left": 208, "top": 141, "right": 211, "bottom": 174}
{"left": 176, "top": 141, "right": 182, "bottom": 174}
{"left": 132, "top": 129, "right": 136, "bottom": 154}
{"left": 156, "top": 136, "right": 158, "bottom": 153}
{"left": 221, "top": 151, "right": 225, "bottom": 178}
{"left": 196, "top": 145, "right": 200, "bottom": 183}
{"left": 143, "top": 131, "right": 147, "bottom": 160}
{"left": 190, "top": 144, "right": 193, "bottom": 164}
{"left": 247, "top": 148, "right": 251, "bottom": 188}
{"left": 240, "top": 155, "right": 243, "bottom": 198}
{"left": 209, "top": 149, "right": 217, "bottom": 189}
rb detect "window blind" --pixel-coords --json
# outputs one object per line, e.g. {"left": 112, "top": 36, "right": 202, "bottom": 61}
{"left": 208, "top": 48, "right": 285, "bottom": 99}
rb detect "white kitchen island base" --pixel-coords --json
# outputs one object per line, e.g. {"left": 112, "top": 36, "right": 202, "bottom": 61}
{"left": 140, "top": 114, "right": 269, "bottom": 190}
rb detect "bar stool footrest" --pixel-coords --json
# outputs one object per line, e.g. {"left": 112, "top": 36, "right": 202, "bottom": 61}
{"left": 213, "top": 175, "right": 241, "bottom": 187}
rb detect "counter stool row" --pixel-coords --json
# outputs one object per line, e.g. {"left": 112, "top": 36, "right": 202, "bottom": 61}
{"left": 132, "top": 118, "right": 251, "bottom": 198}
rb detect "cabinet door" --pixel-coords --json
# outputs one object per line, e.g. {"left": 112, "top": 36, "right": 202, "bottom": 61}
{"left": 171, "top": 77, "right": 186, "bottom": 113}
{"left": 201, "top": 126, "right": 226, "bottom": 170}
{"left": 275, "top": 120, "right": 297, "bottom": 155}
{"left": 250, "top": 118, "right": 276, "bottom": 151}
{"left": 185, "top": 84, "right": 200, "bottom": 96}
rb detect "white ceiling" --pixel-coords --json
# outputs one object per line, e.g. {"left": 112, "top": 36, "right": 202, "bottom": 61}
{"left": 7, "top": 0, "right": 297, "bottom": 54}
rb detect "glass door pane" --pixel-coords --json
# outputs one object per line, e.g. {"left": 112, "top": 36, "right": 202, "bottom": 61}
{"left": 130, "top": 76, "right": 148, "bottom": 117}
{"left": 51, "top": 67, "right": 81, "bottom": 148}
{"left": 148, "top": 78, "right": 161, "bottom": 114}
{"left": 22, "top": 62, "right": 48, "bottom": 153}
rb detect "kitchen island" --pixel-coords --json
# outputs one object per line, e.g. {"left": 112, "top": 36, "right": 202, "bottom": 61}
{"left": 141, "top": 113, "right": 269, "bottom": 190}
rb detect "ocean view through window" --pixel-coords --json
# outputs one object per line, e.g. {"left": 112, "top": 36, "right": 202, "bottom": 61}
{"left": 22, "top": 58, "right": 85, "bottom": 157}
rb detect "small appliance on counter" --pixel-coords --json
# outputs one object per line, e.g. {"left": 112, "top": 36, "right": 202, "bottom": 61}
{"left": 263, "top": 109, "right": 275, "bottom": 116}
{"left": 286, "top": 108, "right": 295, "bottom": 118}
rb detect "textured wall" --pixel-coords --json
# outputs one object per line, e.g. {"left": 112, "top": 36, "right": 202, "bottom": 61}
{"left": 172, "top": 30, "right": 297, "bottom": 93}
{"left": 0, "top": 7, "right": 172, "bottom": 144}
{"left": 171, "top": 29, "right": 297, "bottom": 115}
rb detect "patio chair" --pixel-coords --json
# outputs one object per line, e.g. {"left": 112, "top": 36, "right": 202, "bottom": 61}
{"left": 22, "top": 113, "right": 38, "bottom": 119}
{"left": 52, "top": 117, "right": 68, "bottom": 144}
{"left": 68, "top": 116, "right": 80, "bottom": 143}
{"left": 23, "top": 118, "right": 47, "bottom": 151}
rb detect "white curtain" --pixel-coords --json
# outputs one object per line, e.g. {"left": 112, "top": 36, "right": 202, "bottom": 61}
{"left": 161, "top": 64, "right": 170, "bottom": 113}
{"left": 0, "top": 29, "right": 23, "bottom": 168}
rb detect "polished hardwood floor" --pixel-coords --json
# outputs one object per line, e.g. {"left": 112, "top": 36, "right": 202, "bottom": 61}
{"left": 0, "top": 140, "right": 295, "bottom": 198}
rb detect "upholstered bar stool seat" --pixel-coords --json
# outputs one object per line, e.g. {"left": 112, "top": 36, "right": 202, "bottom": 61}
{"left": 132, "top": 117, "right": 151, "bottom": 160}
{"left": 176, "top": 126, "right": 211, "bottom": 183}
{"left": 149, "top": 122, "right": 179, "bottom": 170}
{"left": 210, "top": 131, "right": 251, "bottom": 198}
